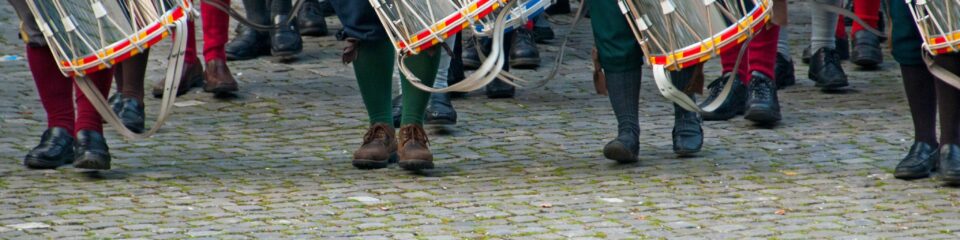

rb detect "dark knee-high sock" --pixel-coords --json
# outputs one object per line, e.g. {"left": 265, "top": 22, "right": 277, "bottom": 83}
{"left": 900, "top": 64, "right": 939, "bottom": 145}
{"left": 271, "top": 0, "right": 292, "bottom": 14}
{"left": 354, "top": 39, "right": 396, "bottom": 125}
{"left": 400, "top": 49, "right": 441, "bottom": 125}
{"left": 75, "top": 70, "right": 114, "bottom": 133}
{"left": 605, "top": 69, "right": 642, "bottom": 139}
{"left": 934, "top": 55, "right": 960, "bottom": 145}
{"left": 26, "top": 46, "right": 76, "bottom": 134}
{"left": 120, "top": 50, "right": 149, "bottom": 103}
{"left": 242, "top": 0, "right": 269, "bottom": 24}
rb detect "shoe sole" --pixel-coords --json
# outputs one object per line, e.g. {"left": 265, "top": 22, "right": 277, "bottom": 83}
{"left": 425, "top": 118, "right": 457, "bottom": 125}
{"left": 852, "top": 51, "right": 882, "bottom": 68}
{"left": 73, "top": 157, "right": 110, "bottom": 170}
{"left": 399, "top": 159, "right": 435, "bottom": 171}
{"left": 941, "top": 175, "right": 960, "bottom": 185}
{"left": 24, "top": 156, "right": 74, "bottom": 169}
{"left": 894, "top": 171, "right": 933, "bottom": 180}
{"left": 674, "top": 149, "right": 700, "bottom": 157}
{"left": 603, "top": 143, "right": 638, "bottom": 163}
{"left": 510, "top": 58, "right": 540, "bottom": 69}
{"left": 353, "top": 153, "right": 397, "bottom": 170}
{"left": 744, "top": 107, "right": 782, "bottom": 124}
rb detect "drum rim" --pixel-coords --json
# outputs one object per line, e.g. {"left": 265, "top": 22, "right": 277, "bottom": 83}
{"left": 621, "top": 0, "right": 773, "bottom": 70}
{"left": 383, "top": 0, "right": 504, "bottom": 55}
{"left": 49, "top": 2, "right": 192, "bottom": 77}
{"left": 472, "top": 0, "right": 551, "bottom": 35}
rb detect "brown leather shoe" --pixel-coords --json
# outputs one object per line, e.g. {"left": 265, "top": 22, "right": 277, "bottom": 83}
{"left": 203, "top": 59, "right": 239, "bottom": 94}
{"left": 151, "top": 56, "right": 205, "bottom": 98}
{"left": 352, "top": 123, "right": 397, "bottom": 169}
{"left": 397, "top": 124, "right": 434, "bottom": 170}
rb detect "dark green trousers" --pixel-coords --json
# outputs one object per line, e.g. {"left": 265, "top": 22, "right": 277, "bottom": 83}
{"left": 888, "top": 0, "right": 925, "bottom": 66}
{"left": 588, "top": 0, "right": 645, "bottom": 73}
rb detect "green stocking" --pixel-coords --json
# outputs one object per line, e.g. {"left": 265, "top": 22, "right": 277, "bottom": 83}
{"left": 353, "top": 39, "right": 396, "bottom": 125}
{"left": 400, "top": 48, "right": 441, "bottom": 125}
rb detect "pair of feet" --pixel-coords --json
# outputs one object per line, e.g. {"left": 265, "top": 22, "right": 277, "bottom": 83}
{"left": 701, "top": 71, "right": 783, "bottom": 124}
{"left": 225, "top": 1, "right": 322, "bottom": 61}
{"left": 149, "top": 57, "right": 239, "bottom": 98}
{"left": 24, "top": 128, "right": 111, "bottom": 170}
{"left": 353, "top": 124, "right": 434, "bottom": 171}
{"left": 895, "top": 142, "right": 960, "bottom": 185}
{"left": 801, "top": 30, "right": 885, "bottom": 91}
{"left": 603, "top": 109, "right": 704, "bottom": 163}
{"left": 463, "top": 29, "right": 542, "bottom": 70}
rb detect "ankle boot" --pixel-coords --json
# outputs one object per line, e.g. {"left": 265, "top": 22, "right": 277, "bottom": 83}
{"left": 486, "top": 79, "right": 516, "bottom": 99}
{"left": 602, "top": 70, "right": 642, "bottom": 163}
{"left": 24, "top": 127, "right": 75, "bottom": 169}
{"left": 700, "top": 73, "right": 747, "bottom": 121}
{"left": 298, "top": 0, "right": 328, "bottom": 37}
{"left": 744, "top": 71, "right": 782, "bottom": 124}
{"left": 352, "top": 123, "right": 397, "bottom": 169}
{"left": 271, "top": 14, "right": 303, "bottom": 57}
{"left": 226, "top": 1, "right": 271, "bottom": 60}
{"left": 852, "top": 30, "right": 883, "bottom": 68}
{"left": 670, "top": 68, "right": 703, "bottom": 156}
{"left": 117, "top": 96, "right": 146, "bottom": 134}
{"left": 809, "top": 47, "right": 849, "bottom": 90}
{"left": 462, "top": 37, "right": 490, "bottom": 70}
{"left": 73, "top": 130, "right": 111, "bottom": 170}
{"left": 398, "top": 124, "right": 434, "bottom": 170}
{"left": 425, "top": 93, "right": 457, "bottom": 125}
{"left": 510, "top": 29, "right": 540, "bottom": 69}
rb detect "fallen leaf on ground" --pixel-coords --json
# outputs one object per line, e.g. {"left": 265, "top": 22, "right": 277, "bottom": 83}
{"left": 775, "top": 209, "right": 787, "bottom": 215}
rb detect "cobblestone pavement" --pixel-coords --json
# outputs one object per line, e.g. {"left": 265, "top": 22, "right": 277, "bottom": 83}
{"left": 2, "top": 1, "right": 960, "bottom": 239}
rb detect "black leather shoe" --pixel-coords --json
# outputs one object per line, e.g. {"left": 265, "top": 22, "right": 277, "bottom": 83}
{"left": 774, "top": 52, "right": 795, "bottom": 89}
{"left": 894, "top": 141, "right": 939, "bottom": 180}
{"left": 939, "top": 144, "right": 960, "bottom": 185}
{"left": 486, "top": 79, "right": 516, "bottom": 99}
{"left": 700, "top": 73, "right": 747, "bottom": 121}
{"left": 73, "top": 130, "right": 111, "bottom": 170}
{"left": 809, "top": 47, "right": 850, "bottom": 90}
{"left": 225, "top": 25, "right": 271, "bottom": 61}
{"left": 462, "top": 37, "right": 488, "bottom": 70}
{"left": 744, "top": 72, "right": 782, "bottom": 124}
{"left": 425, "top": 93, "right": 457, "bottom": 125}
{"left": 392, "top": 95, "right": 402, "bottom": 128}
{"left": 298, "top": 0, "right": 329, "bottom": 37}
{"left": 604, "top": 134, "right": 639, "bottom": 163}
{"left": 117, "top": 96, "right": 146, "bottom": 134}
{"left": 851, "top": 30, "right": 882, "bottom": 68}
{"left": 532, "top": 26, "right": 555, "bottom": 43}
{"left": 271, "top": 14, "right": 303, "bottom": 57}
{"left": 510, "top": 29, "right": 540, "bottom": 69}
{"left": 673, "top": 105, "right": 703, "bottom": 156}
{"left": 24, "top": 127, "right": 75, "bottom": 169}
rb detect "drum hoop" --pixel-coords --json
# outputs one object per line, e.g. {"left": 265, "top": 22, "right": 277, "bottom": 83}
{"left": 52, "top": 3, "right": 192, "bottom": 77}
{"left": 908, "top": 1, "right": 960, "bottom": 55}
{"left": 923, "top": 30, "right": 960, "bottom": 55}
{"left": 388, "top": 0, "right": 504, "bottom": 55}
{"left": 623, "top": 0, "right": 772, "bottom": 70}
{"left": 473, "top": 0, "right": 552, "bottom": 35}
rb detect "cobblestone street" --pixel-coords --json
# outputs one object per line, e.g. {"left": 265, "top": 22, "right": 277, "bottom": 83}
{"left": 2, "top": 1, "right": 960, "bottom": 239}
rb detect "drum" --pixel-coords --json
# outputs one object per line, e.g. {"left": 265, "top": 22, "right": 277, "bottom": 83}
{"left": 25, "top": 0, "right": 194, "bottom": 139}
{"left": 472, "top": 0, "right": 554, "bottom": 36}
{"left": 907, "top": 0, "right": 960, "bottom": 89}
{"left": 372, "top": 0, "right": 522, "bottom": 93}
{"left": 619, "top": 0, "right": 774, "bottom": 112}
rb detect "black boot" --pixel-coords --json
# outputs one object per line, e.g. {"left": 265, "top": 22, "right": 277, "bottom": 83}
{"left": 298, "top": 0, "right": 329, "bottom": 37}
{"left": 73, "top": 130, "right": 111, "bottom": 170}
{"left": 116, "top": 96, "right": 146, "bottom": 134}
{"left": 802, "top": 38, "right": 849, "bottom": 64}
{"left": 226, "top": 0, "right": 271, "bottom": 60}
{"left": 670, "top": 68, "right": 703, "bottom": 156}
{"left": 940, "top": 144, "right": 960, "bottom": 185}
{"left": 700, "top": 73, "right": 747, "bottom": 121}
{"left": 851, "top": 30, "right": 883, "bottom": 68}
{"left": 809, "top": 47, "right": 849, "bottom": 90}
{"left": 392, "top": 95, "right": 402, "bottom": 128}
{"left": 271, "top": 15, "right": 303, "bottom": 57}
{"left": 533, "top": 26, "right": 555, "bottom": 43}
{"left": 24, "top": 127, "right": 75, "bottom": 169}
{"left": 510, "top": 29, "right": 540, "bottom": 69}
{"left": 774, "top": 52, "right": 795, "bottom": 89}
{"left": 486, "top": 79, "right": 516, "bottom": 98}
{"left": 425, "top": 93, "right": 457, "bottom": 125}
{"left": 602, "top": 70, "right": 642, "bottom": 163}
{"left": 744, "top": 71, "right": 782, "bottom": 124}
{"left": 462, "top": 37, "right": 488, "bottom": 70}
{"left": 894, "top": 141, "right": 940, "bottom": 180}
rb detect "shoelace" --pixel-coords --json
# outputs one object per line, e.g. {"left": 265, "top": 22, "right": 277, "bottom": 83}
{"left": 750, "top": 80, "right": 772, "bottom": 102}
{"left": 362, "top": 124, "right": 390, "bottom": 144}
{"left": 399, "top": 126, "right": 430, "bottom": 146}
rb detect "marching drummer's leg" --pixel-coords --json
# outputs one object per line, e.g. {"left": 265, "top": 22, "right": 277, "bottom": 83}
{"left": 850, "top": 0, "right": 883, "bottom": 67}
{"left": 743, "top": 24, "right": 784, "bottom": 124}
{"left": 933, "top": 55, "right": 960, "bottom": 146}
{"left": 25, "top": 46, "right": 76, "bottom": 135}
{"left": 588, "top": 0, "right": 644, "bottom": 163}
{"left": 671, "top": 67, "right": 704, "bottom": 156}
{"left": 72, "top": 69, "right": 114, "bottom": 170}
{"left": 202, "top": 0, "right": 240, "bottom": 94}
